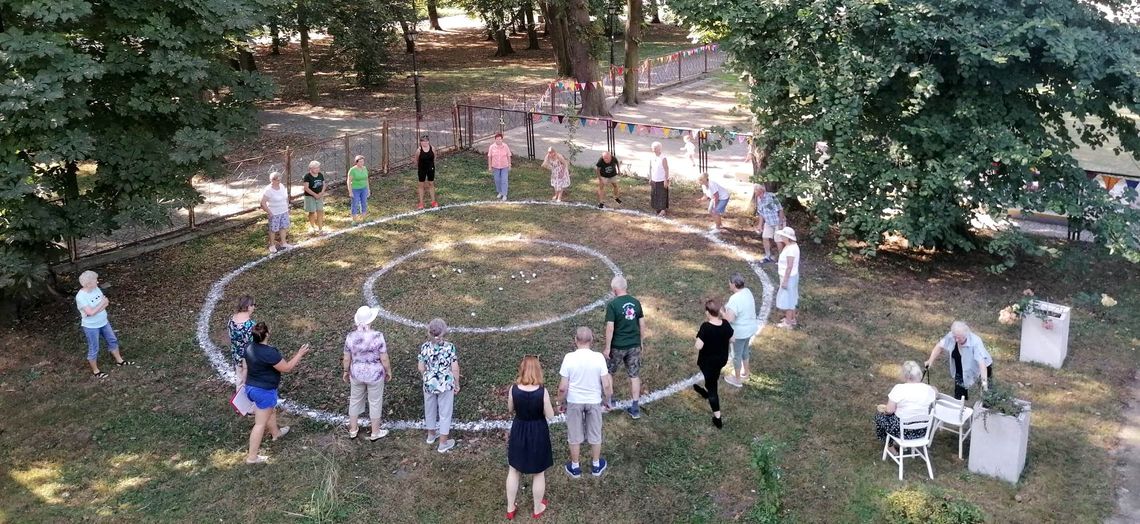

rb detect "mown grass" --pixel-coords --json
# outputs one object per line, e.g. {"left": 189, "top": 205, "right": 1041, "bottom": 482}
{"left": 1, "top": 151, "right": 1138, "bottom": 523}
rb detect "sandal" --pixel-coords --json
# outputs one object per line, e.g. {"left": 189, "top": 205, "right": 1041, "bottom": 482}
{"left": 245, "top": 455, "right": 268, "bottom": 465}
{"left": 116, "top": 360, "right": 135, "bottom": 367}
{"left": 348, "top": 428, "right": 358, "bottom": 439}
{"left": 272, "top": 426, "right": 290, "bottom": 441}
{"left": 92, "top": 371, "right": 108, "bottom": 379}
{"left": 532, "top": 498, "right": 548, "bottom": 519}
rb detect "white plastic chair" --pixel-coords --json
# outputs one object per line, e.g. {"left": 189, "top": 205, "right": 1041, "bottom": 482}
{"left": 881, "top": 412, "right": 936, "bottom": 480}
{"left": 932, "top": 392, "right": 974, "bottom": 459}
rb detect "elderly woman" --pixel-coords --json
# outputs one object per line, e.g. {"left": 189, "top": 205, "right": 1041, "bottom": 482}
{"left": 239, "top": 322, "right": 312, "bottom": 464}
{"left": 302, "top": 160, "right": 327, "bottom": 234}
{"left": 419, "top": 318, "right": 461, "bottom": 453}
{"left": 924, "top": 321, "right": 994, "bottom": 400}
{"left": 774, "top": 226, "right": 800, "bottom": 329}
{"left": 698, "top": 173, "right": 731, "bottom": 230}
{"left": 694, "top": 298, "right": 733, "bottom": 427}
{"left": 347, "top": 155, "right": 370, "bottom": 223}
{"left": 414, "top": 135, "right": 438, "bottom": 209}
{"left": 260, "top": 171, "right": 291, "bottom": 254}
{"left": 76, "top": 270, "right": 133, "bottom": 378}
{"left": 505, "top": 355, "right": 554, "bottom": 520}
{"left": 648, "top": 141, "right": 670, "bottom": 216}
{"left": 343, "top": 306, "right": 392, "bottom": 440}
{"left": 874, "top": 361, "right": 937, "bottom": 451}
{"left": 542, "top": 147, "right": 571, "bottom": 202}
{"left": 488, "top": 133, "right": 512, "bottom": 201}
{"left": 229, "top": 295, "right": 256, "bottom": 373}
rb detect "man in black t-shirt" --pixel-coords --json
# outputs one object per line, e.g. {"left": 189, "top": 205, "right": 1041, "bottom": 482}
{"left": 594, "top": 151, "right": 622, "bottom": 208}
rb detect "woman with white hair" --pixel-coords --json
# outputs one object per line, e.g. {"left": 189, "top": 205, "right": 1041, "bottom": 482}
{"left": 924, "top": 321, "right": 994, "bottom": 400}
{"left": 343, "top": 306, "right": 392, "bottom": 440}
{"left": 302, "top": 160, "right": 327, "bottom": 234}
{"left": 75, "top": 270, "right": 133, "bottom": 378}
{"left": 698, "top": 173, "right": 731, "bottom": 230}
{"left": 873, "top": 361, "right": 937, "bottom": 451}
{"left": 418, "top": 318, "right": 461, "bottom": 453}
{"left": 648, "top": 142, "right": 670, "bottom": 216}
{"left": 542, "top": 147, "right": 571, "bottom": 202}
{"left": 260, "top": 171, "right": 292, "bottom": 254}
{"left": 347, "top": 155, "right": 370, "bottom": 223}
{"left": 774, "top": 226, "right": 800, "bottom": 329}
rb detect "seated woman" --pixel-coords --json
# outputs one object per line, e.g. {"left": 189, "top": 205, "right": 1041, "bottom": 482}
{"left": 873, "top": 361, "right": 937, "bottom": 453}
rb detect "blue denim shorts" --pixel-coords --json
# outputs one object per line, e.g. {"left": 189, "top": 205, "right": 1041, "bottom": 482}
{"left": 245, "top": 385, "right": 279, "bottom": 410}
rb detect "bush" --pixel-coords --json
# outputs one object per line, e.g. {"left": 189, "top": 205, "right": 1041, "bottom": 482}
{"left": 885, "top": 487, "right": 986, "bottom": 524}
{"left": 746, "top": 437, "right": 785, "bottom": 523}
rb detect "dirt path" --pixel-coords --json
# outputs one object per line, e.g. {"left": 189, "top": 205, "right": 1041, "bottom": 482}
{"left": 1109, "top": 371, "right": 1140, "bottom": 524}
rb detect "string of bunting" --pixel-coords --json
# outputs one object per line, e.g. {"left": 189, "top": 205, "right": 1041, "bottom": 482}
{"left": 1087, "top": 172, "right": 1140, "bottom": 192}
{"left": 551, "top": 43, "right": 721, "bottom": 91}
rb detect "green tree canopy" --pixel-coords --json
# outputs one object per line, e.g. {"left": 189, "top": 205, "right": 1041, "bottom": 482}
{"left": 1, "top": 0, "right": 274, "bottom": 293}
{"left": 674, "top": 0, "right": 1140, "bottom": 264}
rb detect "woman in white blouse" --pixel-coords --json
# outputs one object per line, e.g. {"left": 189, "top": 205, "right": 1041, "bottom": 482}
{"left": 874, "top": 361, "right": 937, "bottom": 453}
{"left": 774, "top": 227, "right": 799, "bottom": 329}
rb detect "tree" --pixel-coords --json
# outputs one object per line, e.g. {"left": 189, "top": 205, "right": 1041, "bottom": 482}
{"left": 455, "top": 0, "right": 518, "bottom": 56}
{"left": 621, "top": 0, "right": 642, "bottom": 104}
{"left": 674, "top": 0, "right": 1140, "bottom": 264}
{"left": 326, "top": 0, "right": 400, "bottom": 86}
{"left": 646, "top": 0, "right": 661, "bottom": 23}
{"left": 523, "top": 0, "right": 540, "bottom": 50}
{"left": 427, "top": 0, "right": 444, "bottom": 30}
{"left": 294, "top": 0, "right": 322, "bottom": 103}
{"left": 542, "top": 0, "right": 574, "bottom": 76}
{"left": 562, "top": 0, "right": 609, "bottom": 115}
{"left": 0, "top": 0, "right": 273, "bottom": 298}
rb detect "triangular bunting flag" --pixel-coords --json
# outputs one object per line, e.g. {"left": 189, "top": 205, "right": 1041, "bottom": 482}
{"left": 579, "top": 117, "right": 587, "bottom": 127}
{"left": 1103, "top": 175, "right": 1122, "bottom": 190}
{"left": 1126, "top": 179, "right": 1139, "bottom": 190}
{"left": 626, "top": 123, "right": 636, "bottom": 134}
{"left": 557, "top": 115, "right": 564, "bottom": 124}
{"left": 532, "top": 114, "right": 541, "bottom": 123}
{"left": 1086, "top": 171, "right": 1099, "bottom": 180}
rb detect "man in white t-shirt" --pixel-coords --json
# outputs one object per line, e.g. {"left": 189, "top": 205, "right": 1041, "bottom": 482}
{"left": 260, "top": 171, "right": 292, "bottom": 255}
{"left": 557, "top": 327, "right": 614, "bottom": 478}
{"left": 721, "top": 273, "right": 758, "bottom": 387}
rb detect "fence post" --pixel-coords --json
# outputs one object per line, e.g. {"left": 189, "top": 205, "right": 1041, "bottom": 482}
{"left": 284, "top": 148, "right": 292, "bottom": 200}
{"left": 467, "top": 104, "right": 474, "bottom": 146}
{"left": 677, "top": 53, "right": 682, "bottom": 82}
{"left": 343, "top": 134, "right": 350, "bottom": 172}
{"left": 704, "top": 48, "right": 708, "bottom": 73}
{"left": 453, "top": 102, "right": 460, "bottom": 150}
{"left": 68, "top": 236, "right": 78, "bottom": 263}
{"left": 646, "top": 61, "right": 652, "bottom": 89}
{"left": 381, "top": 121, "right": 390, "bottom": 174}
{"left": 188, "top": 206, "right": 196, "bottom": 229}
{"left": 611, "top": 66, "right": 616, "bottom": 98}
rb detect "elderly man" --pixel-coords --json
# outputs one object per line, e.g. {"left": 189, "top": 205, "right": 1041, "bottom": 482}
{"left": 595, "top": 151, "right": 622, "bottom": 208}
{"left": 604, "top": 275, "right": 645, "bottom": 419}
{"left": 721, "top": 273, "right": 758, "bottom": 387}
{"left": 924, "top": 321, "right": 994, "bottom": 400}
{"left": 558, "top": 327, "right": 613, "bottom": 478}
{"left": 648, "top": 142, "right": 670, "bottom": 216}
{"left": 754, "top": 184, "right": 786, "bottom": 263}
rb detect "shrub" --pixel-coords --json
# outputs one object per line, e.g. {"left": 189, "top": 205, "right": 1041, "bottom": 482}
{"left": 885, "top": 486, "right": 986, "bottom": 524}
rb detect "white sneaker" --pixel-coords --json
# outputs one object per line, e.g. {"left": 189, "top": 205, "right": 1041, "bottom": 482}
{"left": 724, "top": 376, "right": 743, "bottom": 388}
{"left": 437, "top": 439, "right": 456, "bottom": 453}
{"left": 268, "top": 245, "right": 277, "bottom": 254}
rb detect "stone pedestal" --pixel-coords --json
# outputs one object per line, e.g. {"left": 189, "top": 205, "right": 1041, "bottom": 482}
{"left": 967, "top": 400, "right": 1031, "bottom": 484}
{"left": 1019, "top": 301, "right": 1071, "bottom": 368}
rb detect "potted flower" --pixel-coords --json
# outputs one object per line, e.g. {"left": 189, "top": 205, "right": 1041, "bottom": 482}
{"left": 967, "top": 382, "right": 1031, "bottom": 484}
{"left": 998, "top": 289, "right": 1071, "bottom": 368}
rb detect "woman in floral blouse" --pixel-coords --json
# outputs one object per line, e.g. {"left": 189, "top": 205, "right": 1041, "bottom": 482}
{"left": 542, "top": 147, "right": 571, "bottom": 203}
{"left": 418, "top": 318, "right": 461, "bottom": 453}
{"left": 229, "top": 295, "right": 256, "bottom": 373}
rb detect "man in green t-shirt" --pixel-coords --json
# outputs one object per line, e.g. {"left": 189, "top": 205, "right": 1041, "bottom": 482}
{"left": 604, "top": 275, "right": 645, "bottom": 419}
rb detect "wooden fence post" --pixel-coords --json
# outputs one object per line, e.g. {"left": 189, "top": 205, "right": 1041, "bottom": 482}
{"left": 677, "top": 53, "right": 682, "bottom": 81}
{"left": 381, "top": 121, "right": 390, "bottom": 174}
{"left": 343, "top": 134, "right": 351, "bottom": 172}
{"left": 284, "top": 148, "right": 292, "bottom": 200}
{"left": 453, "top": 102, "right": 461, "bottom": 149}
{"left": 646, "top": 61, "right": 652, "bottom": 89}
{"left": 704, "top": 48, "right": 708, "bottom": 73}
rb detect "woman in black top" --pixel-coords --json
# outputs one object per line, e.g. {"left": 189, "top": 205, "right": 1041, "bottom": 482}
{"left": 238, "top": 322, "right": 312, "bottom": 464}
{"left": 414, "top": 135, "right": 438, "bottom": 209}
{"left": 693, "top": 298, "right": 734, "bottom": 428}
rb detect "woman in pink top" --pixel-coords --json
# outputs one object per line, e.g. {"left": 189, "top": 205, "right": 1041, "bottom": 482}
{"left": 487, "top": 133, "right": 512, "bottom": 201}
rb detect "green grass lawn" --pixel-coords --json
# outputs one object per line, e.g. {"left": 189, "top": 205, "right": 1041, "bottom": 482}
{"left": 1, "top": 152, "right": 1137, "bottom": 522}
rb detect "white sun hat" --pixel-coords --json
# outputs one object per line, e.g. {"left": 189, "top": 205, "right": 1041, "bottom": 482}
{"left": 354, "top": 306, "right": 380, "bottom": 326}
{"left": 775, "top": 226, "right": 797, "bottom": 242}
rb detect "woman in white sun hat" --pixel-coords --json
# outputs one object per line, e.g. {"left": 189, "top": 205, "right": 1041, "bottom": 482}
{"left": 343, "top": 306, "right": 392, "bottom": 441}
{"left": 774, "top": 226, "right": 800, "bottom": 329}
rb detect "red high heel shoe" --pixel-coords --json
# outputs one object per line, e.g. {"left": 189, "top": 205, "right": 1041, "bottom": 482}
{"left": 532, "top": 499, "right": 548, "bottom": 519}
{"left": 506, "top": 503, "right": 517, "bottom": 520}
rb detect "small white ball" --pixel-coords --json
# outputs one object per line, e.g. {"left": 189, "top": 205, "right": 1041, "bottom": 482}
{"left": 498, "top": 287, "right": 504, "bottom": 291}
{"left": 471, "top": 312, "right": 476, "bottom": 316}
{"left": 525, "top": 280, "right": 531, "bottom": 284}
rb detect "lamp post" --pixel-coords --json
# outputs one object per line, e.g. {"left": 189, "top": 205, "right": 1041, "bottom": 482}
{"left": 408, "top": 28, "right": 423, "bottom": 132}
{"left": 607, "top": 3, "right": 620, "bottom": 98}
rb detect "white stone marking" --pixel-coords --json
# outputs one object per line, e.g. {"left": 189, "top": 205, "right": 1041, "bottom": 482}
{"left": 195, "top": 200, "right": 775, "bottom": 430}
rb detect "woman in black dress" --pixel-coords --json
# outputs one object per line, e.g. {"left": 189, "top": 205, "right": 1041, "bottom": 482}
{"left": 693, "top": 298, "right": 734, "bottom": 428}
{"left": 505, "top": 356, "right": 554, "bottom": 520}
{"left": 414, "top": 135, "right": 438, "bottom": 209}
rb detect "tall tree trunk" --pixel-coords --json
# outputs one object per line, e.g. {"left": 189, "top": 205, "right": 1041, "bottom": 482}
{"left": 524, "top": 3, "right": 540, "bottom": 50}
{"left": 543, "top": 1, "right": 573, "bottom": 77}
{"left": 398, "top": 20, "right": 415, "bottom": 53}
{"left": 564, "top": 0, "right": 608, "bottom": 116}
{"left": 647, "top": 0, "right": 661, "bottom": 23}
{"left": 494, "top": 23, "right": 515, "bottom": 56}
{"left": 270, "top": 18, "right": 282, "bottom": 55}
{"left": 621, "top": 0, "right": 642, "bottom": 105}
{"left": 297, "top": 10, "right": 318, "bottom": 104}
{"left": 427, "top": 0, "right": 442, "bottom": 30}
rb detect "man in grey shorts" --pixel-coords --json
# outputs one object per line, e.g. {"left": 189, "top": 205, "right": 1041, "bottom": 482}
{"left": 558, "top": 327, "right": 614, "bottom": 478}
{"left": 604, "top": 275, "right": 646, "bottom": 419}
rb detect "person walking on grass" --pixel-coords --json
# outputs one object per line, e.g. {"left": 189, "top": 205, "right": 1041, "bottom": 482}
{"left": 923, "top": 321, "right": 994, "bottom": 401}
{"left": 229, "top": 295, "right": 257, "bottom": 375}
{"left": 649, "top": 142, "right": 670, "bottom": 216}
{"left": 775, "top": 227, "right": 800, "bottom": 329}
{"left": 694, "top": 298, "right": 733, "bottom": 428}
{"left": 488, "top": 133, "right": 512, "bottom": 201}
{"left": 722, "top": 273, "right": 758, "bottom": 388}
{"left": 260, "top": 171, "right": 292, "bottom": 254}
{"left": 347, "top": 155, "right": 370, "bottom": 223}
{"left": 754, "top": 184, "right": 786, "bottom": 263}
{"left": 505, "top": 356, "right": 555, "bottom": 520}
{"left": 302, "top": 160, "right": 327, "bottom": 234}
{"left": 343, "top": 306, "right": 392, "bottom": 441}
{"left": 414, "top": 135, "right": 439, "bottom": 209}
{"left": 542, "top": 147, "right": 571, "bottom": 202}
{"left": 239, "top": 322, "right": 312, "bottom": 464}
{"left": 603, "top": 275, "right": 645, "bottom": 419}
{"left": 699, "top": 173, "right": 731, "bottom": 230}
{"left": 419, "top": 318, "right": 461, "bottom": 453}
{"left": 76, "top": 270, "right": 134, "bottom": 378}
{"left": 557, "top": 327, "right": 613, "bottom": 479}
{"left": 595, "top": 151, "right": 622, "bottom": 208}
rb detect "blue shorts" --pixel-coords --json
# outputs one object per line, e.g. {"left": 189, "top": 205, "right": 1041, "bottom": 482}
{"left": 83, "top": 323, "right": 120, "bottom": 361}
{"left": 245, "top": 385, "right": 279, "bottom": 410}
{"left": 710, "top": 198, "right": 729, "bottom": 215}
